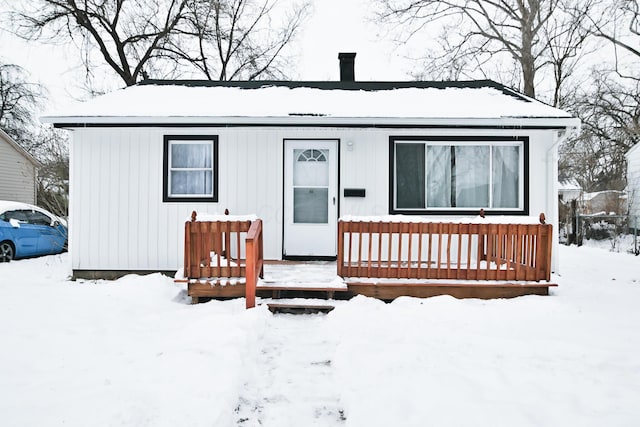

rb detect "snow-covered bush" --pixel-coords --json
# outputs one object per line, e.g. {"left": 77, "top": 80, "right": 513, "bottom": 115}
{"left": 585, "top": 220, "right": 616, "bottom": 240}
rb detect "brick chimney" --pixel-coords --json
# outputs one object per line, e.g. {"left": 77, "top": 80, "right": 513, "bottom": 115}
{"left": 338, "top": 52, "right": 356, "bottom": 82}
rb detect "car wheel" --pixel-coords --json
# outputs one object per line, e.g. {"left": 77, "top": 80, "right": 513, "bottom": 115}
{"left": 0, "top": 241, "right": 14, "bottom": 262}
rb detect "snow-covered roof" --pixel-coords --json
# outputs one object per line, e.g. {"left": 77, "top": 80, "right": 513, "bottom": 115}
{"left": 42, "top": 80, "right": 579, "bottom": 127}
{"left": 582, "top": 190, "right": 627, "bottom": 201}
{"left": 558, "top": 178, "right": 582, "bottom": 192}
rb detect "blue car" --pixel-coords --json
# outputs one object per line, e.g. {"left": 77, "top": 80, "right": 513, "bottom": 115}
{"left": 0, "top": 201, "right": 68, "bottom": 262}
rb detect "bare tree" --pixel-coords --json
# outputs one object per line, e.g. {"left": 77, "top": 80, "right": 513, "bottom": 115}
{"left": 587, "top": 0, "right": 639, "bottom": 79}
{"left": 375, "top": 0, "right": 598, "bottom": 100}
{"left": 10, "top": 0, "right": 189, "bottom": 87}
{"left": 544, "top": 2, "right": 595, "bottom": 107}
{"left": 165, "top": 0, "right": 310, "bottom": 80}
{"left": 559, "top": 0, "right": 639, "bottom": 191}
{"left": 32, "top": 128, "right": 69, "bottom": 219}
{"left": 0, "top": 60, "right": 68, "bottom": 214}
{"left": 7, "top": 0, "right": 308, "bottom": 87}
{"left": 0, "top": 62, "right": 42, "bottom": 146}
{"left": 559, "top": 74, "right": 640, "bottom": 191}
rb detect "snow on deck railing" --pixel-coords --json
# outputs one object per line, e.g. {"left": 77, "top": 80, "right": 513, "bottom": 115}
{"left": 338, "top": 212, "right": 552, "bottom": 282}
{"left": 339, "top": 211, "right": 548, "bottom": 225}
{"left": 183, "top": 211, "right": 264, "bottom": 308}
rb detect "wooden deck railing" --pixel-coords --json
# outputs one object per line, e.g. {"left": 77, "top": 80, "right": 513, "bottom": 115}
{"left": 183, "top": 212, "right": 263, "bottom": 308}
{"left": 338, "top": 216, "right": 553, "bottom": 282}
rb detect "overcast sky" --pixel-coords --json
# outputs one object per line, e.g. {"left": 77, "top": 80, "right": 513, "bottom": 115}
{"left": 295, "top": 0, "right": 411, "bottom": 81}
{"left": 0, "top": 0, "right": 414, "bottom": 113}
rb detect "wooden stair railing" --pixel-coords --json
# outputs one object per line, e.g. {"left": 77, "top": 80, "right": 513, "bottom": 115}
{"left": 245, "top": 219, "right": 264, "bottom": 309}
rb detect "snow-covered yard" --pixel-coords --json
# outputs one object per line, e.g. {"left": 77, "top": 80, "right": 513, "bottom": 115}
{"left": 1, "top": 245, "right": 639, "bottom": 426}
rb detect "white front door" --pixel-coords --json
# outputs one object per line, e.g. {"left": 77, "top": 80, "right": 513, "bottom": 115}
{"left": 283, "top": 139, "right": 338, "bottom": 257}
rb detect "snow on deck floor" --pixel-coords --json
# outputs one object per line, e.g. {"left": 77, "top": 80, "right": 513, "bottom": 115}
{"left": 1, "top": 246, "right": 639, "bottom": 426}
{"left": 259, "top": 261, "right": 346, "bottom": 288}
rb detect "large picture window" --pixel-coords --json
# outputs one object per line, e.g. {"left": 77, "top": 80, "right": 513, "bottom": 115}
{"left": 391, "top": 136, "right": 528, "bottom": 214}
{"left": 163, "top": 135, "right": 218, "bottom": 202}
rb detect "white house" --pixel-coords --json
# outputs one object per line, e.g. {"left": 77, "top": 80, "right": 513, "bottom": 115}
{"left": 0, "top": 128, "right": 39, "bottom": 204}
{"left": 626, "top": 143, "right": 640, "bottom": 222}
{"left": 42, "top": 54, "right": 580, "bottom": 279}
{"left": 558, "top": 178, "right": 582, "bottom": 203}
{"left": 581, "top": 190, "right": 627, "bottom": 215}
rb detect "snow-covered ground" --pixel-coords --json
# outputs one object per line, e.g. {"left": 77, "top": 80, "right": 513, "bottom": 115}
{"left": 582, "top": 234, "right": 639, "bottom": 255}
{"left": 1, "top": 245, "right": 639, "bottom": 426}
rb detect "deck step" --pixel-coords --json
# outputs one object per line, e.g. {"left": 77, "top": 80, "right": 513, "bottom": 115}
{"left": 257, "top": 282, "right": 349, "bottom": 300}
{"left": 267, "top": 303, "right": 335, "bottom": 314}
{"left": 257, "top": 283, "right": 348, "bottom": 291}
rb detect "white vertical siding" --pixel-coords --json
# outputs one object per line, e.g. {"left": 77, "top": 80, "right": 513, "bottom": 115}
{"left": 627, "top": 146, "right": 640, "bottom": 218}
{"left": 72, "top": 127, "right": 288, "bottom": 272}
{"left": 340, "top": 128, "right": 389, "bottom": 217}
{"left": 0, "top": 136, "right": 37, "bottom": 204}
{"left": 70, "top": 126, "right": 560, "bottom": 273}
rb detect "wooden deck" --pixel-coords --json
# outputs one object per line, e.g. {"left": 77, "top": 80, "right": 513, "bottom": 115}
{"left": 179, "top": 260, "right": 556, "bottom": 303}
{"left": 185, "top": 279, "right": 247, "bottom": 303}
{"left": 179, "top": 213, "right": 557, "bottom": 305}
{"left": 346, "top": 280, "right": 556, "bottom": 300}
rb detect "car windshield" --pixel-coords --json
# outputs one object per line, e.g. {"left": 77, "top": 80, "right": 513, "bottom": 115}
{"left": 1, "top": 210, "right": 29, "bottom": 222}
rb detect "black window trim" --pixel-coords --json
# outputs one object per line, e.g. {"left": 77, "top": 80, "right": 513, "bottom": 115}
{"left": 389, "top": 135, "right": 529, "bottom": 216}
{"left": 163, "top": 135, "right": 219, "bottom": 203}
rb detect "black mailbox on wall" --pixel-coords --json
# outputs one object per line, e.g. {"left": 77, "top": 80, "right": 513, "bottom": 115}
{"left": 344, "top": 188, "right": 366, "bottom": 197}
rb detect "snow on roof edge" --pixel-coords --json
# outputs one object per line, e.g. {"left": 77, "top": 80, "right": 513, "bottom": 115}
{"left": 41, "top": 83, "right": 576, "bottom": 123}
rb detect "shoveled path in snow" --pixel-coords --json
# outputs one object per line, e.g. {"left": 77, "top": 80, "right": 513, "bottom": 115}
{"left": 234, "top": 311, "right": 346, "bottom": 426}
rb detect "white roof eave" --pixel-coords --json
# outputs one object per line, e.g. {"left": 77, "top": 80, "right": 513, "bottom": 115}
{"left": 626, "top": 142, "right": 640, "bottom": 158}
{"left": 42, "top": 115, "right": 580, "bottom": 129}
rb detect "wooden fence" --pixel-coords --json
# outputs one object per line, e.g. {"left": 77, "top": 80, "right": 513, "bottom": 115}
{"left": 183, "top": 212, "right": 263, "bottom": 308}
{"left": 338, "top": 217, "right": 553, "bottom": 282}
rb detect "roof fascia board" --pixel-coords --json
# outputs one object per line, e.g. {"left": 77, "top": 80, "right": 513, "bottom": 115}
{"left": 42, "top": 115, "right": 580, "bottom": 129}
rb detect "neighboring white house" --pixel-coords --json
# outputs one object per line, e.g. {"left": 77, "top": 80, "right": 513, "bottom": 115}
{"left": 626, "top": 143, "right": 640, "bottom": 221}
{"left": 558, "top": 178, "right": 582, "bottom": 203}
{"left": 0, "top": 128, "right": 39, "bottom": 204}
{"left": 42, "top": 55, "right": 580, "bottom": 279}
{"left": 581, "top": 190, "right": 628, "bottom": 215}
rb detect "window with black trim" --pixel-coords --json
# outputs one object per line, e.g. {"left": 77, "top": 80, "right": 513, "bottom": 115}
{"left": 163, "top": 135, "right": 218, "bottom": 202}
{"left": 391, "top": 136, "right": 528, "bottom": 215}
